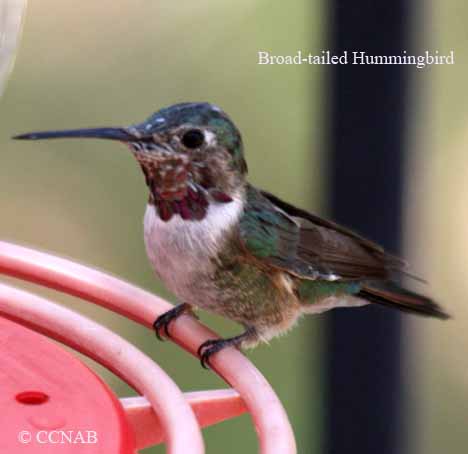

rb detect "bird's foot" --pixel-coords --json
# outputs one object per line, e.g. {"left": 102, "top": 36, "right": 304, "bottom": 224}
{"left": 153, "top": 303, "right": 193, "bottom": 340}
{"left": 197, "top": 327, "right": 257, "bottom": 369}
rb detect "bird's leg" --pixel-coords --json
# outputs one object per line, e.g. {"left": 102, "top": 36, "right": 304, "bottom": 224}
{"left": 153, "top": 303, "right": 194, "bottom": 340}
{"left": 197, "top": 326, "right": 258, "bottom": 369}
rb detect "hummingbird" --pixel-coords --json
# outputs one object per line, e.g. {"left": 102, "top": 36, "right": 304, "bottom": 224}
{"left": 14, "top": 102, "right": 449, "bottom": 368}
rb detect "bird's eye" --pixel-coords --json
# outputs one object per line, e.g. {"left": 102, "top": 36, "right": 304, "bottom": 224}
{"left": 181, "top": 129, "right": 205, "bottom": 149}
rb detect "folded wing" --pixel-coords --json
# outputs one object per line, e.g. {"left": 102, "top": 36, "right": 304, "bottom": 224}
{"left": 239, "top": 186, "right": 405, "bottom": 282}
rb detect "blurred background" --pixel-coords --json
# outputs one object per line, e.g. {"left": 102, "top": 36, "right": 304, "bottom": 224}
{"left": 0, "top": 1, "right": 466, "bottom": 452}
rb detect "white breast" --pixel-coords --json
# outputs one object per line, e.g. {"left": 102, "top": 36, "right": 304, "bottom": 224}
{"left": 143, "top": 196, "right": 244, "bottom": 304}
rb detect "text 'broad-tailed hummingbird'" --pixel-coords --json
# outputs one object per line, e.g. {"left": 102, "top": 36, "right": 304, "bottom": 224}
{"left": 14, "top": 102, "right": 448, "bottom": 368}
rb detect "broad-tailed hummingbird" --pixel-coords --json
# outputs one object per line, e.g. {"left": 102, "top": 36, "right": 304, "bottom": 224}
{"left": 14, "top": 102, "right": 448, "bottom": 368}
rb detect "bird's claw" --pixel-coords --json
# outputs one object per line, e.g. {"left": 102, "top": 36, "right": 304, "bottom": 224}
{"left": 153, "top": 303, "right": 190, "bottom": 341}
{"left": 197, "top": 328, "right": 257, "bottom": 369}
{"left": 197, "top": 339, "right": 226, "bottom": 369}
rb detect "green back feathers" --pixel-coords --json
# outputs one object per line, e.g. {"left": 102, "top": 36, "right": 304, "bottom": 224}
{"left": 298, "top": 280, "right": 361, "bottom": 302}
{"left": 239, "top": 187, "right": 362, "bottom": 303}
{"left": 239, "top": 186, "right": 298, "bottom": 260}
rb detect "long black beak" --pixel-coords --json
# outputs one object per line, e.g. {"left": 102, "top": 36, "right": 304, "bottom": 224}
{"left": 13, "top": 127, "right": 135, "bottom": 142}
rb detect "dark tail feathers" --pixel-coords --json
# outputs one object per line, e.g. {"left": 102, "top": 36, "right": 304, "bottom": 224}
{"left": 359, "top": 281, "right": 450, "bottom": 319}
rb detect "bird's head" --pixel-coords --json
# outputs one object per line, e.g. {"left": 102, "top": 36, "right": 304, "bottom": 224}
{"left": 14, "top": 102, "right": 247, "bottom": 221}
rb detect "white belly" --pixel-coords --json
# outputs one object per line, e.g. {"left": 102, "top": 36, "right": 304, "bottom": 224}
{"left": 143, "top": 197, "right": 244, "bottom": 304}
